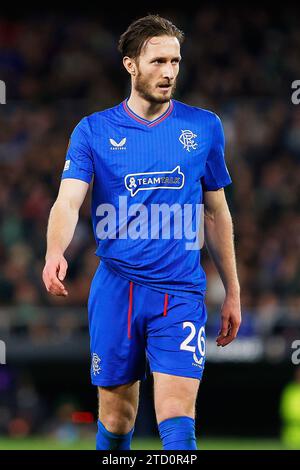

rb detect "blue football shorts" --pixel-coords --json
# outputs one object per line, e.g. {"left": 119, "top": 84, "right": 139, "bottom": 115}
{"left": 88, "top": 261, "right": 207, "bottom": 386}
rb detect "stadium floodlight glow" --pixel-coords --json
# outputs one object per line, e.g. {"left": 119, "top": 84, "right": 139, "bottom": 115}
{"left": 0, "top": 80, "right": 6, "bottom": 104}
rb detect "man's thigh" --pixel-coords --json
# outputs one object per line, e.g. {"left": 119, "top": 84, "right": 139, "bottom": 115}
{"left": 146, "top": 294, "right": 207, "bottom": 381}
{"left": 153, "top": 372, "right": 200, "bottom": 423}
{"left": 98, "top": 381, "right": 140, "bottom": 418}
{"left": 88, "top": 262, "right": 147, "bottom": 386}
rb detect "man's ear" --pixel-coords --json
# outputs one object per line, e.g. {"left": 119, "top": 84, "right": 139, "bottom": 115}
{"left": 123, "top": 56, "right": 137, "bottom": 76}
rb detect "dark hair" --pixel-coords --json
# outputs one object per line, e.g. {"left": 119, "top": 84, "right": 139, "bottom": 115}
{"left": 118, "top": 14, "right": 184, "bottom": 59}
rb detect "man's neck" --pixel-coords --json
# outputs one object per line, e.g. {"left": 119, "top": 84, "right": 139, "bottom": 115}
{"left": 127, "top": 93, "right": 170, "bottom": 122}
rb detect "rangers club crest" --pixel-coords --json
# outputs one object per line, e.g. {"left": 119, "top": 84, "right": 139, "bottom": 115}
{"left": 92, "top": 353, "right": 101, "bottom": 375}
{"left": 179, "top": 129, "right": 198, "bottom": 152}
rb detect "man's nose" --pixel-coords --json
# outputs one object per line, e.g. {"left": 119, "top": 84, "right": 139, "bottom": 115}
{"left": 162, "top": 64, "right": 175, "bottom": 80}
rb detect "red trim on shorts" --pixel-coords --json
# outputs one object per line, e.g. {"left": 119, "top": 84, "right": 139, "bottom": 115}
{"left": 163, "top": 293, "right": 169, "bottom": 317}
{"left": 128, "top": 281, "right": 133, "bottom": 339}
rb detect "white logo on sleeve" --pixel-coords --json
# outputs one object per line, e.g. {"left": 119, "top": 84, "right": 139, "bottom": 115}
{"left": 64, "top": 159, "right": 70, "bottom": 171}
{"left": 179, "top": 130, "right": 198, "bottom": 152}
{"left": 110, "top": 137, "right": 127, "bottom": 150}
{"left": 92, "top": 353, "right": 101, "bottom": 375}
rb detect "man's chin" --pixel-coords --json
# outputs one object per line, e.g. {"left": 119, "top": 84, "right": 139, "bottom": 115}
{"left": 154, "top": 97, "right": 171, "bottom": 104}
{"left": 151, "top": 91, "right": 172, "bottom": 104}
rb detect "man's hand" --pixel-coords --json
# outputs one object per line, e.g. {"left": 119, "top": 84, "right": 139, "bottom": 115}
{"left": 216, "top": 294, "right": 241, "bottom": 347}
{"left": 42, "top": 179, "right": 89, "bottom": 297}
{"left": 42, "top": 253, "right": 68, "bottom": 297}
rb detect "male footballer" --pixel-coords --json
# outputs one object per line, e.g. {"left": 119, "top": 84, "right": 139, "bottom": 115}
{"left": 42, "top": 15, "right": 241, "bottom": 450}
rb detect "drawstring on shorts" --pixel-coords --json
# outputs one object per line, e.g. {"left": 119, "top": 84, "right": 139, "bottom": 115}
{"left": 127, "top": 281, "right": 169, "bottom": 339}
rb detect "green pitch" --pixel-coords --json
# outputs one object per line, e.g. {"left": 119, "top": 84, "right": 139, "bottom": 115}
{"left": 0, "top": 438, "right": 290, "bottom": 450}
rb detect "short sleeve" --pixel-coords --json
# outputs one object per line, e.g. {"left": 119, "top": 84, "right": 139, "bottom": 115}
{"left": 61, "top": 117, "right": 94, "bottom": 184}
{"left": 201, "top": 114, "right": 232, "bottom": 191}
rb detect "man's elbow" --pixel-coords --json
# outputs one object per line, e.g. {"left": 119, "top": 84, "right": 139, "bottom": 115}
{"left": 51, "top": 197, "right": 79, "bottom": 214}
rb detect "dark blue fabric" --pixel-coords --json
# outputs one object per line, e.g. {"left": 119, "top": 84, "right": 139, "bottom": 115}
{"left": 158, "top": 416, "right": 197, "bottom": 450}
{"left": 96, "top": 419, "right": 134, "bottom": 450}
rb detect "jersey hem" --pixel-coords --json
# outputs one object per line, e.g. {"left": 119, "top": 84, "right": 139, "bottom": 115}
{"left": 99, "top": 259, "right": 206, "bottom": 305}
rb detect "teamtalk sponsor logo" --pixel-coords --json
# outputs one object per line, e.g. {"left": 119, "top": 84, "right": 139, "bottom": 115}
{"left": 110, "top": 137, "right": 127, "bottom": 150}
{"left": 125, "top": 166, "right": 184, "bottom": 197}
{"left": 179, "top": 129, "right": 198, "bottom": 152}
{"left": 92, "top": 353, "right": 101, "bottom": 375}
{"left": 95, "top": 196, "right": 204, "bottom": 251}
{"left": 0, "top": 340, "right": 6, "bottom": 364}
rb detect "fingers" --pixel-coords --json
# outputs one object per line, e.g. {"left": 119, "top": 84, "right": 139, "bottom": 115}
{"left": 42, "top": 260, "right": 68, "bottom": 297}
{"left": 48, "top": 276, "right": 68, "bottom": 296}
{"left": 58, "top": 259, "right": 68, "bottom": 281}
{"left": 216, "top": 317, "right": 240, "bottom": 347}
{"left": 216, "top": 316, "right": 229, "bottom": 346}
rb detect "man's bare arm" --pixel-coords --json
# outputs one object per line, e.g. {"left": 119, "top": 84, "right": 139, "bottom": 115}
{"left": 42, "top": 178, "right": 89, "bottom": 297}
{"left": 203, "top": 188, "right": 241, "bottom": 347}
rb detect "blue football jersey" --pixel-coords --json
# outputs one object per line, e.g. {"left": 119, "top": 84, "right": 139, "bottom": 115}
{"left": 61, "top": 99, "right": 232, "bottom": 302}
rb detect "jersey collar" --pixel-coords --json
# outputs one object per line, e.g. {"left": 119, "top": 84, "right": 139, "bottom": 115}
{"left": 122, "top": 98, "right": 174, "bottom": 128}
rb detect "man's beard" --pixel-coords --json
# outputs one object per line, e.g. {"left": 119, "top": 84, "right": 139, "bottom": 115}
{"left": 135, "top": 71, "right": 176, "bottom": 104}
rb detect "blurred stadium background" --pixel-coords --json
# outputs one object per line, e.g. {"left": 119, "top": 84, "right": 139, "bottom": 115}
{"left": 0, "top": 4, "right": 300, "bottom": 450}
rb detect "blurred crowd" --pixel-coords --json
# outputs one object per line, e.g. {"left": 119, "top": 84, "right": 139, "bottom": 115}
{"left": 0, "top": 6, "right": 300, "bottom": 340}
